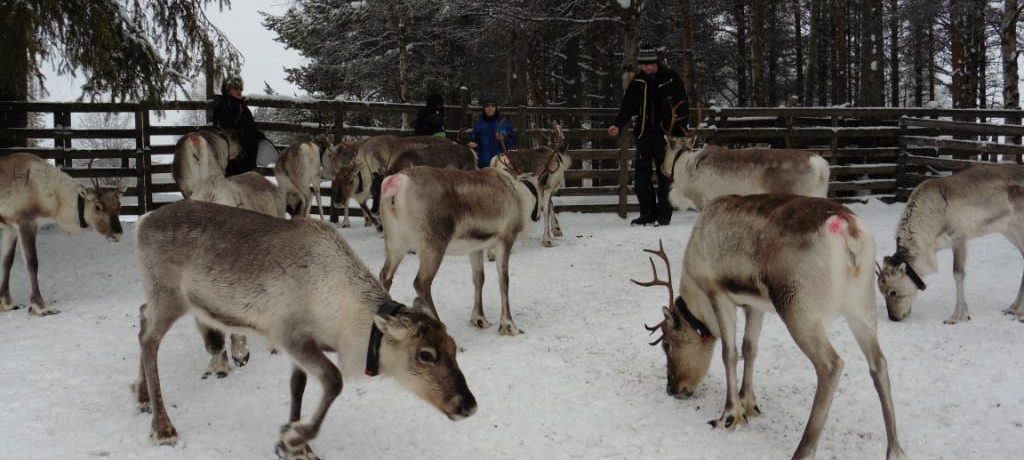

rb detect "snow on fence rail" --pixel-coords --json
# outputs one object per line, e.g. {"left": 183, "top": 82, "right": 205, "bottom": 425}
{"left": 3, "top": 100, "right": 1024, "bottom": 217}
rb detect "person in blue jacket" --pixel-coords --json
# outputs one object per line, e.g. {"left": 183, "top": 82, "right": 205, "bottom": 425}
{"left": 467, "top": 95, "right": 516, "bottom": 168}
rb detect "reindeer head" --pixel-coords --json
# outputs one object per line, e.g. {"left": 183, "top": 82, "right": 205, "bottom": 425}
{"left": 375, "top": 309, "right": 477, "bottom": 420}
{"left": 632, "top": 240, "right": 715, "bottom": 398}
{"left": 81, "top": 160, "right": 126, "bottom": 241}
{"left": 661, "top": 103, "right": 701, "bottom": 178}
{"left": 331, "top": 161, "right": 370, "bottom": 209}
{"left": 877, "top": 255, "right": 923, "bottom": 321}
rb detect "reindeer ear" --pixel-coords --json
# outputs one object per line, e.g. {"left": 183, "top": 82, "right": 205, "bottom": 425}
{"left": 661, "top": 306, "right": 678, "bottom": 329}
{"left": 373, "top": 314, "right": 412, "bottom": 341}
{"left": 78, "top": 187, "right": 96, "bottom": 200}
{"left": 117, "top": 184, "right": 128, "bottom": 195}
{"left": 896, "top": 263, "right": 907, "bottom": 275}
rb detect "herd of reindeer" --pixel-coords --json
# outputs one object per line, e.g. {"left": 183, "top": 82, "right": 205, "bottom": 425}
{"left": 3, "top": 111, "right": 1024, "bottom": 460}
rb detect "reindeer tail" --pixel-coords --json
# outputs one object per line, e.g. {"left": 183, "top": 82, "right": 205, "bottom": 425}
{"left": 380, "top": 174, "right": 408, "bottom": 216}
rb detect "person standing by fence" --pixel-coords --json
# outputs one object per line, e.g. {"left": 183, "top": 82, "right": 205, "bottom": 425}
{"left": 467, "top": 95, "right": 516, "bottom": 169}
{"left": 607, "top": 43, "right": 688, "bottom": 227}
{"left": 212, "top": 75, "right": 265, "bottom": 176}
{"left": 414, "top": 92, "right": 446, "bottom": 137}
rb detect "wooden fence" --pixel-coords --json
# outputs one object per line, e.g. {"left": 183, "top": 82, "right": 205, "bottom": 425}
{"left": 3, "top": 100, "right": 1024, "bottom": 218}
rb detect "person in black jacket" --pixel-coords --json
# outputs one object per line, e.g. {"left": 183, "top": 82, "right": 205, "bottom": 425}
{"left": 607, "top": 43, "right": 688, "bottom": 226}
{"left": 212, "top": 75, "right": 264, "bottom": 176}
{"left": 414, "top": 93, "right": 446, "bottom": 136}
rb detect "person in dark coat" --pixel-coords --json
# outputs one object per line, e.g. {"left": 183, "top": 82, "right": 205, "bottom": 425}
{"left": 467, "top": 95, "right": 516, "bottom": 169}
{"left": 414, "top": 93, "right": 446, "bottom": 136}
{"left": 607, "top": 43, "right": 688, "bottom": 227}
{"left": 212, "top": 75, "right": 264, "bottom": 176}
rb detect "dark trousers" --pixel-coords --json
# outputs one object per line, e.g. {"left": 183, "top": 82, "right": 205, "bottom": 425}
{"left": 634, "top": 135, "right": 673, "bottom": 222}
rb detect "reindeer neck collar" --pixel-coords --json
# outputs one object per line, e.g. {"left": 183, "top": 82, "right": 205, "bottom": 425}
{"left": 675, "top": 296, "right": 714, "bottom": 340}
{"left": 889, "top": 250, "right": 927, "bottom": 291}
{"left": 365, "top": 299, "right": 405, "bottom": 377}
{"left": 77, "top": 193, "right": 89, "bottom": 229}
{"left": 520, "top": 179, "right": 541, "bottom": 222}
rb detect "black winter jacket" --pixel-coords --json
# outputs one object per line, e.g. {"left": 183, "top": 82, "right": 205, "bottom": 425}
{"left": 612, "top": 66, "right": 688, "bottom": 140}
{"left": 212, "top": 95, "right": 262, "bottom": 175}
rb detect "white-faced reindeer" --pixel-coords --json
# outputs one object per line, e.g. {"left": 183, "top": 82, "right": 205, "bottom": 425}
{"left": 333, "top": 135, "right": 475, "bottom": 228}
{"left": 172, "top": 129, "right": 240, "bottom": 198}
{"left": 879, "top": 164, "right": 1024, "bottom": 324}
{"left": 276, "top": 136, "right": 331, "bottom": 220}
{"left": 634, "top": 195, "right": 905, "bottom": 460}
{"left": 490, "top": 124, "right": 570, "bottom": 248}
{"left": 660, "top": 107, "right": 829, "bottom": 210}
{"left": 378, "top": 166, "right": 545, "bottom": 336}
{"left": 188, "top": 171, "right": 286, "bottom": 377}
{"left": 132, "top": 200, "right": 476, "bottom": 459}
{"left": 0, "top": 154, "right": 124, "bottom": 316}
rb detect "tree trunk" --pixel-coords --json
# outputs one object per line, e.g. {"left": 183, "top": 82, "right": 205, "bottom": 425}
{"left": 734, "top": 0, "right": 749, "bottom": 106}
{"left": 950, "top": 0, "right": 966, "bottom": 108}
{"left": 682, "top": 0, "right": 699, "bottom": 107}
{"left": 793, "top": 0, "right": 805, "bottom": 105}
{"left": 0, "top": 7, "right": 30, "bottom": 148}
{"left": 858, "top": 0, "right": 884, "bottom": 106}
{"left": 618, "top": 1, "right": 639, "bottom": 92}
{"left": 750, "top": 0, "right": 768, "bottom": 106}
{"left": 834, "top": 0, "right": 848, "bottom": 105}
{"left": 1003, "top": 0, "right": 1022, "bottom": 149}
{"left": 888, "top": 0, "right": 899, "bottom": 106}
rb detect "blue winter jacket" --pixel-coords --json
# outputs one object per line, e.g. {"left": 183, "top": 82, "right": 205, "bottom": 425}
{"left": 470, "top": 113, "right": 516, "bottom": 168}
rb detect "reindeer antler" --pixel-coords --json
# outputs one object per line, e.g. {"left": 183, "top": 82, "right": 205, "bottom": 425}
{"left": 631, "top": 239, "right": 675, "bottom": 346}
{"left": 665, "top": 101, "right": 688, "bottom": 137}
{"left": 550, "top": 121, "right": 565, "bottom": 149}
{"left": 87, "top": 158, "right": 101, "bottom": 191}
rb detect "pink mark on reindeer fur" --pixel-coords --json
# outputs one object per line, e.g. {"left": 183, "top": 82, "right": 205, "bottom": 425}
{"left": 381, "top": 174, "right": 405, "bottom": 198}
{"left": 189, "top": 135, "right": 202, "bottom": 145}
{"left": 826, "top": 214, "right": 848, "bottom": 235}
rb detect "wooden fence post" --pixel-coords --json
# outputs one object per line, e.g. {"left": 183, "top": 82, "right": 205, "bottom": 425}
{"left": 142, "top": 109, "right": 154, "bottom": 211}
{"left": 133, "top": 105, "right": 147, "bottom": 214}
{"left": 52, "top": 107, "right": 71, "bottom": 167}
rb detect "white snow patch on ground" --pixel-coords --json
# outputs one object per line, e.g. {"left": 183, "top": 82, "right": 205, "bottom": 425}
{"left": 1, "top": 201, "right": 1023, "bottom": 459}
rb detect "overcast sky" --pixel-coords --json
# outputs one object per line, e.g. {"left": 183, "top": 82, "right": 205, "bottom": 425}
{"left": 42, "top": 0, "right": 305, "bottom": 101}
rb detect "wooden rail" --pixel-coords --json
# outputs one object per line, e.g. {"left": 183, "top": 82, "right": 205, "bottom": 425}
{"left": 4, "top": 100, "right": 1024, "bottom": 218}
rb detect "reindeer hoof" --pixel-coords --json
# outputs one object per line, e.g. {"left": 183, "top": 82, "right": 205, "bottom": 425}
{"left": 275, "top": 441, "right": 319, "bottom": 460}
{"left": 498, "top": 323, "right": 521, "bottom": 336}
{"left": 542, "top": 239, "right": 555, "bottom": 248}
{"left": 270, "top": 347, "right": 280, "bottom": 355}
{"left": 341, "top": 221, "right": 351, "bottom": 228}
{"left": 29, "top": 305, "right": 60, "bottom": 316}
{"left": 150, "top": 426, "right": 179, "bottom": 446}
{"left": 709, "top": 411, "right": 746, "bottom": 430}
{"left": 943, "top": 315, "right": 970, "bottom": 325}
{"left": 552, "top": 228, "right": 563, "bottom": 238}
{"left": 471, "top": 317, "right": 492, "bottom": 329}
{"left": 232, "top": 353, "right": 250, "bottom": 367}
{"left": 0, "top": 300, "right": 21, "bottom": 312}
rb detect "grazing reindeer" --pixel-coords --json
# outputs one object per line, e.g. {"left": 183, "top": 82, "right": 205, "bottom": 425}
{"left": 634, "top": 195, "right": 905, "bottom": 460}
{"left": 660, "top": 108, "right": 829, "bottom": 210}
{"left": 0, "top": 154, "right": 124, "bottom": 315}
{"left": 333, "top": 137, "right": 478, "bottom": 229}
{"left": 132, "top": 200, "right": 476, "bottom": 459}
{"left": 879, "top": 164, "right": 1024, "bottom": 324}
{"left": 378, "top": 167, "right": 544, "bottom": 336}
{"left": 490, "top": 124, "right": 570, "bottom": 248}
{"left": 276, "top": 136, "right": 331, "bottom": 220}
{"left": 172, "top": 129, "right": 241, "bottom": 198}
{"left": 188, "top": 171, "right": 286, "bottom": 377}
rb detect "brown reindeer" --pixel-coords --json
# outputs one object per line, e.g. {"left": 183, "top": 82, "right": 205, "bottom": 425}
{"left": 0, "top": 154, "right": 124, "bottom": 316}
{"left": 634, "top": 195, "right": 905, "bottom": 460}
{"left": 378, "top": 166, "right": 544, "bottom": 336}
{"left": 188, "top": 171, "right": 286, "bottom": 376}
{"left": 171, "top": 129, "right": 241, "bottom": 198}
{"left": 276, "top": 136, "right": 331, "bottom": 220}
{"left": 132, "top": 200, "right": 476, "bottom": 459}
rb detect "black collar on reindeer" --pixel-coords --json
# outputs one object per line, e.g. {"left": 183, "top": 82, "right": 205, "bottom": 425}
{"left": 365, "top": 299, "right": 406, "bottom": 377}
{"left": 889, "top": 251, "right": 927, "bottom": 291}
{"left": 77, "top": 193, "right": 89, "bottom": 229}
{"left": 520, "top": 179, "right": 541, "bottom": 222}
{"left": 675, "top": 296, "right": 713, "bottom": 339}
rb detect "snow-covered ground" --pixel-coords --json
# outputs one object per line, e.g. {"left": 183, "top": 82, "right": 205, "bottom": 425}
{"left": 1, "top": 201, "right": 1022, "bottom": 460}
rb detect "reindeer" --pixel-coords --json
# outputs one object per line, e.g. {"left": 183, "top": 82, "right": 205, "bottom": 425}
{"left": 634, "top": 195, "right": 905, "bottom": 460}
{"left": 333, "top": 136, "right": 478, "bottom": 229}
{"left": 490, "top": 124, "right": 570, "bottom": 248}
{"left": 660, "top": 106, "right": 829, "bottom": 210}
{"left": 276, "top": 136, "right": 332, "bottom": 220}
{"left": 0, "top": 154, "right": 125, "bottom": 316}
{"left": 132, "top": 200, "right": 476, "bottom": 459}
{"left": 171, "top": 129, "right": 241, "bottom": 198}
{"left": 879, "top": 164, "right": 1024, "bottom": 324}
{"left": 378, "top": 167, "right": 544, "bottom": 336}
{"left": 188, "top": 171, "right": 286, "bottom": 377}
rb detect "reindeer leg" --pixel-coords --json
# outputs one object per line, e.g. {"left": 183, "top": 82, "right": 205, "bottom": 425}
{"left": 17, "top": 221, "right": 56, "bottom": 316}
{"left": 359, "top": 200, "right": 380, "bottom": 228}
{"left": 783, "top": 309, "right": 843, "bottom": 460}
{"left": 275, "top": 338, "right": 342, "bottom": 460}
{"left": 132, "top": 304, "right": 151, "bottom": 413}
{"left": 230, "top": 334, "right": 250, "bottom": 367}
{"left": 549, "top": 197, "right": 563, "bottom": 238}
{"left": 139, "top": 295, "right": 187, "bottom": 445}
{"left": 289, "top": 367, "right": 307, "bottom": 423}
{"left": 0, "top": 227, "right": 19, "bottom": 312}
{"left": 709, "top": 297, "right": 744, "bottom": 429}
{"left": 844, "top": 295, "right": 906, "bottom": 460}
{"left": 341, "top": 202, "right": 351, "bottom": 228}
{"left": 412, "top": 243, "right": 447, "bottom": 321}
{"left": 379, "top": 238, "right": 407, "bottom": 292}
{"left": 494, "top": 240, "right": 521, "bottom": 336}
{"left": 1002, "top": 234, "right": 1024, "bottom": 320}
{"left": 541, "top": 192, "right": 555, "bottom": 248}
{"left": 469, "top": 250, "right": 491, "bottom": 329}
{"left": 311, "top": 184, "right": 325, "bottom": 222}
{"left": 739, "top": 308, "right": 765, "bottom": 418}
{"left": 945, "top": 238, "right": 971, "bottom": 324}
{"left": 196, "top": 319, "right": 231, "bottom": 379}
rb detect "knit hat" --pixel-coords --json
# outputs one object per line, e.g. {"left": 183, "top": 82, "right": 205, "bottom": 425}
{"left": 637, "top": 42, "right": 658, "bottom": 65}
{"left": 221, "top": 75, "right": 244, "bottom": 95}
{"left": 481, "top": 94, "right": 497, "bottom": 106}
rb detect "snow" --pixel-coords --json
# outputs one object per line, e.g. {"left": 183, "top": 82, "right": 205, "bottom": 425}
{"left": 2, "top": 201, "right": 1024, "bottom": 459}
